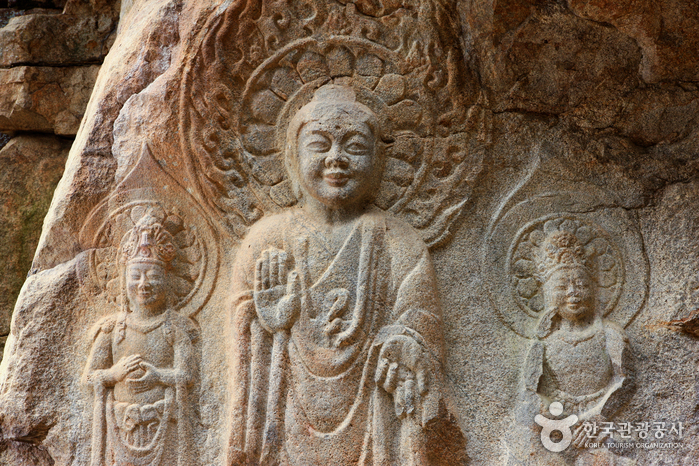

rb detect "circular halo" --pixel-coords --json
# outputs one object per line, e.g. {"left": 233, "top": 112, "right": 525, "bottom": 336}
{"left": 483, "top": 191, "right": 649, "bottom": 338}
{"left": 507, "top": 215, "right": 624, "bottom": 319}
{"left": 85, "top": 200, "right": 212, "bottom": 317}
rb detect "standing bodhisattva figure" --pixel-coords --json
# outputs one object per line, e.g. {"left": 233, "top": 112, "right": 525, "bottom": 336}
{"left": 226, "top": 85, "right": 464, "bottom": 465}
{"left": 84, "top": 212, "right": 199, "bottom": 466}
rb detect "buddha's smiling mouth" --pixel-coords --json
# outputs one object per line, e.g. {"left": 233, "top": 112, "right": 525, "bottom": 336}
{"left": 565, "top": 297, "right": 585, "bottom": 311}
{"left": 324, "top": 171, "right": 350, "bottom": 187}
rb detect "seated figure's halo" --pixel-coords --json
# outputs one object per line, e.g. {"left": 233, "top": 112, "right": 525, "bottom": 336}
{"left": 508, "top": 216, "right": 624, "bottom": 319}
{"left": 483, "top": 191, "right": 649, "bottom": 338}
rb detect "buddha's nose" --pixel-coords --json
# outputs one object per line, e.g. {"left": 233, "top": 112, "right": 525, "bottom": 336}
{"left": 324, "top": 146, "right": 349, "bottom": 168}
{"left": 567, "top": 283, "right": 578, "bottom": 296}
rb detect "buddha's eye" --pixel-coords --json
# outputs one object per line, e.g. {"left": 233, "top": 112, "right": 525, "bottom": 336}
{"left": 345, "top": 142, "right": 369, "bottom": 155}
{"left": 303, "top": 135, "right": 331, "bottom": 152}
{"left": 344, "top": 135, "right": 371, "bottom": 155}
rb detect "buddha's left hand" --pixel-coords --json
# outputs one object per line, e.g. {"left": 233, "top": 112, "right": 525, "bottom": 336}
{"left": 375, "top": 335, "right": 430, "bottom": 418}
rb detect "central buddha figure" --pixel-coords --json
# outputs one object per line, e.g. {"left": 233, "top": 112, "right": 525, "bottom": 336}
{"left": 226, "top": 85, "right": 464, "bottom": 465}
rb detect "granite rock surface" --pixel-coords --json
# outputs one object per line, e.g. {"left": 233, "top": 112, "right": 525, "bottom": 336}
{"left": 0, "top": 1, "right": 699, "bottom": 465}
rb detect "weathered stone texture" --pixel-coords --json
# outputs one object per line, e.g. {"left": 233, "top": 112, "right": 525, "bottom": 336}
{"left": 459, "top": 0, "right": 699, "bottom": 210}
{"left": 0, "top": 13, "right": 114, "bottom": 66}
{"left": 0, "top": 135, "right": 70, "bottom": 356}
{"left": 0, "top": 0, "right": 117, "bottom": 363}
{"left": 0, "top": 439, "right": 54, "bottom": 466}
{"left": 0, "top": 7, "right": 62, "bottom": 28}
{"left": 568, "top": 0, "right": 699, "bottom": 83}
{"left": 0, "top": 65, "right": 100, "bottom": 135}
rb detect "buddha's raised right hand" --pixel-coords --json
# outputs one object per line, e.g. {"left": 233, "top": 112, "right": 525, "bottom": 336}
{"left": 254, "top": 247, "right": 301, "bottom": 333}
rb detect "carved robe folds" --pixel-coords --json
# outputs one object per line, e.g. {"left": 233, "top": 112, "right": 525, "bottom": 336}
{"left": 228, "top": 209, "right": 452, "bottom": 465}
{"left": 85, "top": 310, "right": 199, "bottom": 466}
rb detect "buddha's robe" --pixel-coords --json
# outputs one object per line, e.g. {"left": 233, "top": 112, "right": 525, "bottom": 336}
{"left": 227, "top": 208, "right": 457, "bottom": 465}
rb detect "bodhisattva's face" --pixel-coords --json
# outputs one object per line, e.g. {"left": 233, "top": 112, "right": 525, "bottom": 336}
{"left": 543, "top": 267, "right": 595, "bottom": 322}
{"left": 126, "top": 261, "right": 167, "bottom": 314}
{"left": 296, "top": 105, "right": 380, "bottom": 209}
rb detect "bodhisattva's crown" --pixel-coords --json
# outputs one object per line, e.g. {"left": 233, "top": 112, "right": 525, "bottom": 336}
{"left": 121, "top": 212, "right": 177, "bottom": 267}
{"left": 536, "top": 230, "right": 588, "bottom": 282}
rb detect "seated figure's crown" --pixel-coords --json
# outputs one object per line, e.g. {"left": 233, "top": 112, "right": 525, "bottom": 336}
{"left": 536, "top": 230, "right": 588, "bottom": 282}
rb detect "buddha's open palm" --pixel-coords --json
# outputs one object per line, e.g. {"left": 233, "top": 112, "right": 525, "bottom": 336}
{"left": 254, "top": 247, "right": 301, "bottom": 332}
{"left": 375, "top": 335, "right": 430, "bottom": 419}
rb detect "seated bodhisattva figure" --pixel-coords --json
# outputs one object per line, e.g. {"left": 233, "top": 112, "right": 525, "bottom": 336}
{"left": 506, "top": 224, "right": 634, "bottom": 465}
{"left": 84, "top": 212, "right": 199, "bottom": 466}
{"left": 226, "top": 85, "right": 464, "bottom": 465}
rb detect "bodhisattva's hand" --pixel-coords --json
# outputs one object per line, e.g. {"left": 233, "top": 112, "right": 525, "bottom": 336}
{"left": 254, "top": 248, "right": 301, "bottom": 333}
{"left": 375, "top": 335, "right": 430, "bottom": 419}
{"left": 127, "top": 362, "right": 163, "bottom": 393}
{"left": 108, "top": 354, "right": 143, "bottom": 383}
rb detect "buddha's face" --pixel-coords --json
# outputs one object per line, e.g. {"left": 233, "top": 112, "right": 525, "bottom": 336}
{"left": 295, "top": 104, "right": 380, "bottom": 209}
{"left": 543, "top": 267, "right": 595, "bottom": 322}
{"left": 126, "top": 261, "right": 167, "bottom": 314}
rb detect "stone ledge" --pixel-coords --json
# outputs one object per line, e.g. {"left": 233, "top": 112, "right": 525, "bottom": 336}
{"left": 0, "top": 13, "right": 115, "bottom": 67}
{"left": 0, "top": 65, "right": 100, "bottom": 135}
